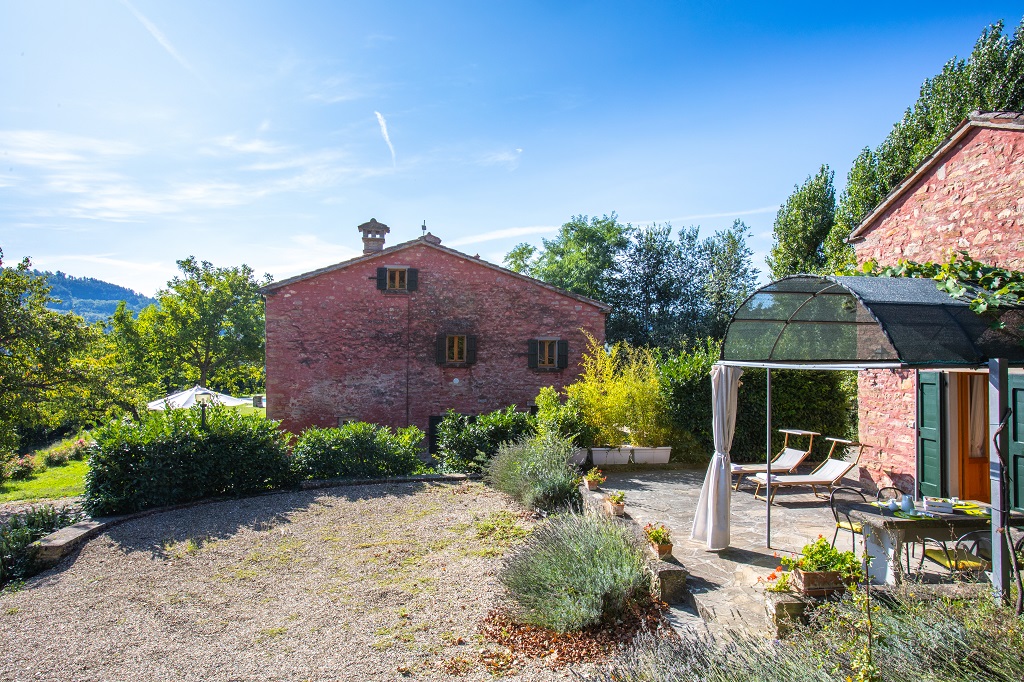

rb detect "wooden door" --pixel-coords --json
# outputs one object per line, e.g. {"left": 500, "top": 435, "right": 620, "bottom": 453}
{"left": 958, "top": 374, "right": 989, "bottom": 503}
{"left": 917, "top": 371, "right": 946, "bottom": 499}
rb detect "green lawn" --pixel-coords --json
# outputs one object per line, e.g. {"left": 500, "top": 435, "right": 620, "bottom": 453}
{"left": 0, "top": 459, "right": 88, "bottom": 503}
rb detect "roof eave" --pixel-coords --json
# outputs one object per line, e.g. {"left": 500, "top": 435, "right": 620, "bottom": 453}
{"left": 258, "top": 237, "right": 611, "bottom": 313}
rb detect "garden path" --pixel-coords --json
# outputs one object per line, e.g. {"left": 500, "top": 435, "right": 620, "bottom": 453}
{"left": 601, "top": 468, "right": 852, "bottom": 637}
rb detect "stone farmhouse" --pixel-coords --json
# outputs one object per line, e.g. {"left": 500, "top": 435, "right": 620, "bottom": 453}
{"left": 847, "top": 111, "right": 1024, "bottom": 501}
{"left": 261, "top": 219, "right": 609, "bottom": 448}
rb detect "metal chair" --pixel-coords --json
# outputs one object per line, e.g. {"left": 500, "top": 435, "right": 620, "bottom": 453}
{"left": 876, "top": 486, "right": 916, "bottom": 571}
{"left": 919, "top": 529, "right": 992, "bottom": 580}
{"left": 829, "top": 486, "right": 867, "bottom": 553}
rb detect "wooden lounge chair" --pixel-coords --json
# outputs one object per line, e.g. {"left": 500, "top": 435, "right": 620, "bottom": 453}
{"left": 730, "top": 429, "right": 819, "bottom": 491}
{"left": 751, "top": 438, "right": 866, "bottom": 504}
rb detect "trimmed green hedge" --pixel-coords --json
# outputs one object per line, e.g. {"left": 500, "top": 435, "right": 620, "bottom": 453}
{"left": 84, "top": 406, "right": 294, "bottom": 516}
{"left": 661, "top": 340, "right": 856, "bottom": 463}
{"left": 291, "top": 422, "right": 425, "bottom": 480}
{"left": 437, "top": 406, "right": 536, "bottom": 472}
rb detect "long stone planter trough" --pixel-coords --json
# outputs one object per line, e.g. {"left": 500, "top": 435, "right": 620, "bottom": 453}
{"left": 630, "top": 446, "right": 671, "bottom": 464}
{"left": 591, "top": 447, "right": 630, "bottom": 465}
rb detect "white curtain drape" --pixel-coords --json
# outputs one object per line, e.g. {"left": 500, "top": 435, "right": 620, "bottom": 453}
{"left": 691, "top": 363, "right": 743, "bottom": 551}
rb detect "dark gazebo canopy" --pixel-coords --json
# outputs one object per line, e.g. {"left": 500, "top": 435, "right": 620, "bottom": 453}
{"left": 721, "top": 275, "right": 1024, "bottom": 369}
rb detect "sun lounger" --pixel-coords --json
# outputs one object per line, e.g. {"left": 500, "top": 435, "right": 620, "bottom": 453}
{"left": 730, "top": 429, "right": 819, "bottom": 490}
{"left": 751, "top": 438, "right": 866, "bottom": 504}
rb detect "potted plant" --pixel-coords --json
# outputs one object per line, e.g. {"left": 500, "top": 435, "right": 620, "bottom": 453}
{"left": 605, "top": 490, "right": 626, "bottom": 516}
{"left": 582, "top": 467, "right": 606, "bottom": 491}
{"left": 781, "top": 536, "right": 862, "bottom": 598}
{"left": 644, "top": 523, "right": 672, "bottom": 559}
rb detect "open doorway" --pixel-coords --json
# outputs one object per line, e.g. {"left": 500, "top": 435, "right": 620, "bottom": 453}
{"left": 949, "top": 372, "right": 990, "bottom": 503}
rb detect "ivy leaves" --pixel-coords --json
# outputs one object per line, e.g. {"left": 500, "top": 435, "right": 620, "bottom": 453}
{"left": 848, "top": 251, "right": 1024, "bottom": 314}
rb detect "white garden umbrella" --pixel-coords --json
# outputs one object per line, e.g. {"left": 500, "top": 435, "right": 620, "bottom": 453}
{"left": 147, "top": 385, "right": 248, "bottom": 411}
{"left": 691, "top": 363, "right": 743, "bottom": 551}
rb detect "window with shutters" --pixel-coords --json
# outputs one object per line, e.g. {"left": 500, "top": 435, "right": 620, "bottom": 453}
{"left": 387, "top": 268, "right": 407, "bottom": 290}
{"left": 528, "top": 339, "right": 568, "bottom": 370}
{"left": 376, "top": 267, "right": 418, "bottom": 292}
{"left": 538, "top": 340, "right": 557, "bottom": 367}
{"left": 447, "top": 335, "right": 466, "bottom": 363}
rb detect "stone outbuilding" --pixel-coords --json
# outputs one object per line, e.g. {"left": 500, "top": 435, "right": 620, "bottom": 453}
{"left": 260, "top": 220, "right": 609, "bottom": 446}
{"left": 846, "top": 111, "right": 1024, "bottom": 499}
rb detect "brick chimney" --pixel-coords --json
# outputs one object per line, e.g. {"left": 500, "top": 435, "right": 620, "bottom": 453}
{"left": 357, "top": 218, "right": 390, "bottom": 254}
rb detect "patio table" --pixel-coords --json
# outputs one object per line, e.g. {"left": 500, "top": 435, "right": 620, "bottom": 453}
{"left": 850, "top": 505, "right": 993, "bottom": 585}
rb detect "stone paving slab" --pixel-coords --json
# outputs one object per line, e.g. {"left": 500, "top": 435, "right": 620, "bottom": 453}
{"left": 602, "top": 468, "right": 854, "bottom": 637}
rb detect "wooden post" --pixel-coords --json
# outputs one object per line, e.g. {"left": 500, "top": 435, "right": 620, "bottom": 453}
{"left": 989, "top": 358, "right": 1010, "bottom": 605}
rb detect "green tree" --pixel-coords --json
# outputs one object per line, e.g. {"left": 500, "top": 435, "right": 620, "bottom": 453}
{"left": 0, "top": 250, "right": 94, "bottom": 451}
{"left": 790, "top": 18, "right": 1024, "bottom": 273}
{"left": 767, "top": 165, "right": 836, "bottom": 278}
{"left": 505, "top": 214, "right": 630, "bottom": 303}
{"left": 148, "top": 257, "right": 270, "bottom": 392}
{"left": 701, "top": 220, "right": 759, "bottom": 339}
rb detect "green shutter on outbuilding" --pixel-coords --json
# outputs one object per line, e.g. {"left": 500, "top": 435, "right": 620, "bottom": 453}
{"left": 376, "top": 268, "right": 388, "bottom": 290}
{"left": 466, "top": 336, "right": 477, "bottom": 365}
{"left": 917, "top": 370, "right": 946, "bottom": 499}
{"left": 407, "top": 268, "right": 418, "bottom": 291}
{"left": 527, "top": 339, "right": 538, "bottom": 369}
{"left": 1009, "top": 374, "right": 1024, "bottom": 512}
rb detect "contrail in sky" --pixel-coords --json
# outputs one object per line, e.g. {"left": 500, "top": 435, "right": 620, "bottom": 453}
{"left": 374, "top": 111, "right": 396, "bottom": 166}
{"left": 120, "top": 0, "right": 206, "bottom": 86}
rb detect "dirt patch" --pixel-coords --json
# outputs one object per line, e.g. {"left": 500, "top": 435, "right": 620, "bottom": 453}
{"left": 0, "top": 481, "right": 593, "bottom": 681}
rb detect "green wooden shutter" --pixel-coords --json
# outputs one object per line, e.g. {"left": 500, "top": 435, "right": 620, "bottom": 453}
{"left": 406, "top": 268, "right": 418, "bottom": 291}
{"left": 436, "top": 335, "right": 447, "bottom": 364}
{"left": 376, "top": 268, "right": 388, "bottom": 290}
{"left": 466, "top": 336, "right": 477, "bottom": 364}
{"left": 1009, "top": 374, "right": 1024, "bottom": 512}
{"left": 556, "top": 340, "right": 569, "bottom": 368}
{"left": 527, "top": 340, "right": 538, "bottom": 368}
{"left": 917, "top": 370, "right": 946, "bottom": 499}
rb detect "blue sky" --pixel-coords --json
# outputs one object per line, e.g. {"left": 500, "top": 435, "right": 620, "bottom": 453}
{"left": 1, "top": 1, "right": 1020, "bottom": 295}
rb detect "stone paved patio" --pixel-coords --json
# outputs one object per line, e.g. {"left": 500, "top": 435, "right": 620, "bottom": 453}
{"left": 602, "top": 467, "right": 859, "bottom": 635}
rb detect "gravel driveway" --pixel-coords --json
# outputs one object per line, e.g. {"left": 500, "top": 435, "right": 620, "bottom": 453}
{"left": 0, "top": 481, "right": 586, "bottom": 681}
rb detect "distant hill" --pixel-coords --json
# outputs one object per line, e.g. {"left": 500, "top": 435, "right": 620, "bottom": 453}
{"left": 35, "top": 270, "right": 157, "bottom": 324}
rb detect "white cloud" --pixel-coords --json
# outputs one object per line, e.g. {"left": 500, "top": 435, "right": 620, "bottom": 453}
{"left": 374, "top": 111, "right": 396, "bottom": 166}
{"left": 660, "top": 205, "right": 780, "bottom": 222}
{"left": 32, "top": 253, "right": 177, "bottom": 296}
{"left": 252, "top": 234, "right": 362, "bottom": 282}
{"left": 119, "top": 0, "right": 209, "bottom": 88}
{"left": 478, "top": 148, "right": 523, "bottom": 170}
{"left": 447, "top": 225, "right": 557, "bottom": 247}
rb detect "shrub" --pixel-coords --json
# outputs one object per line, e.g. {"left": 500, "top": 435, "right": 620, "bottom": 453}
{"left": 487, "top": 433, "right": 582, "bottom": 512}
{"left": 291, "top": 422, "right": 425, "bottom": 480}
{"left": 3, "top": 455, "right": 39, "bottom": 481}
{"left": 437, "top": 406, "right": 536, "bottom": 472}
{"left": 499, "top": 513, "right": 651, "bottom": 632}
{"left": 660, "top": 339, "right": 856, "bottom": 464}
{"left": 39, "top": 436, "right": 91, "bottom": 467}
{"left": 565, "top": 334, "right": 671, "bottom": 448}
{"left": 590, "top": 590, "right": 1024, "bottom": 682}
{"left": 535, "top": 386, "right": 598, "bottom": 448}
{"left": 1, "top": 505, "right": 85, "bottom": 587}
{"left": 84, "top": 406, "right": 294, "bottom": 516}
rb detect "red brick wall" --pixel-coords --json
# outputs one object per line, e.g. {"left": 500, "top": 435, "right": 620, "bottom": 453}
{"left": 853, "top": 124, "right": 1024, "bottom": 491}
{"left": 264, "top": 242, "right": 607, "bottom": 436}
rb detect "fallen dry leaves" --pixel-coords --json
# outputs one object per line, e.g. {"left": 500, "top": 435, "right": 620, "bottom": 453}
{"left": 480, "top": 600, "right": 675, "bottom": 668}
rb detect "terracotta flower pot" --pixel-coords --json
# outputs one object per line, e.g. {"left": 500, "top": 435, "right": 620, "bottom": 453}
{"left": 607, "top": 501, "right": 625, "bottom": 517}
{"left": 791, "top": 568, "right": 848, "bottom": 598}
{"left": 584, "top": 479, "right": 601, "bottom": 491}
{"left": 651, "top": 542, "right": 673, "bottom": 559}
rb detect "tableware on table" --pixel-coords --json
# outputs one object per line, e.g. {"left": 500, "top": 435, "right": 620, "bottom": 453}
{"left": 900, "top": 496, "right": 916, "bottom": 513}
{"left": 886, "top": 499, "right": 899, "bottom": 511}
